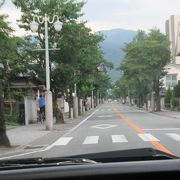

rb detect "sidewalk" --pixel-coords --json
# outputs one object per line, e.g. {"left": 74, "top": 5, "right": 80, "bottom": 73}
{"left": 0, "top": 108, "right": 96, "bottom": 157}
{"left": 0, "top": 123, "right": 50, "bottom": 156}
{"left": 127, "top": 103, "right": 180, "bottom": 119}
{"left": 153, "top": 109, "right": 180, "bottom": 119}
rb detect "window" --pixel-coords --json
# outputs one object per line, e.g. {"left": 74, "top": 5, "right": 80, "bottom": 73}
{"left": 166, "top": 74, "right": 177, "bottom": 87}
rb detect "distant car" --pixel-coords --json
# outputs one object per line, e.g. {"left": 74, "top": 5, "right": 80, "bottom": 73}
{"left": 108, "top": 99, "right": 112, "bottom": 102}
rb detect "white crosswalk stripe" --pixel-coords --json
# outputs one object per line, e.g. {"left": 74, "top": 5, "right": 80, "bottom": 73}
{"left": 50, "top": 133, "right": 180, "bottom": 147}
{"left": 112, "top": 135, "right": 128, "bottom": 143}
{"left": 83, "top": 136, "right": 99, "bottom": 144}
{"left": 53, "top": 137, "right": 73, "bottom": 146}
{"left": 166, "top": 133, "right": 180, "bottom": 141}
{"left": 138, "top": 134, "right": 159, "bottom": 141}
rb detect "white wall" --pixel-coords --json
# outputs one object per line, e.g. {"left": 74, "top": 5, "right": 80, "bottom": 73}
{"left": 24, "top": 97, "right": 37, "bottom": 125}
{"left": 163, "top": 64, "right": 180, "bottom": 89}
{"left": 175, "top": 56, "right": 180, "bottom": 64}
{"left": 57, "top": 98, "right": 69, "bottom": 113}
{"left": 166, "top": 16, "right": 180, "bottom": 64}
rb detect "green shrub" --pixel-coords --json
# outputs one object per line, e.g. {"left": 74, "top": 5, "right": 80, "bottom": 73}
{"left": 5, "top": 113, "right": 19, "bottom": 125}
{"left": 171, "top": 95, "right": 177, "bottom": 109}
{"left": 165, "top": 87, "right": 172, "bottom": 108}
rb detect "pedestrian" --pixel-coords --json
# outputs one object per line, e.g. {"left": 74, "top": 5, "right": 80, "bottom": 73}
{"left": 38, "top": 94, "right": 45, "bottom": 123}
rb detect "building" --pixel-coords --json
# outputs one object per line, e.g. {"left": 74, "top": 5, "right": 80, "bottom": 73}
{"left": 10, "top": 75, "right": 45, "bottom": 97}
{"left": 164, "top": 15, "right": 180, "bottom": 89}
{"left": 8, "top": 75, "right": 45, "bottom": 125}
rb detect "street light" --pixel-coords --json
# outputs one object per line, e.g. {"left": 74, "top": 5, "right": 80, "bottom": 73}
{"left": 30, "top": 14, "right": 62, "bottom": 130}
{"left": 94, "top": 63, "right": 107, "bottom": 107}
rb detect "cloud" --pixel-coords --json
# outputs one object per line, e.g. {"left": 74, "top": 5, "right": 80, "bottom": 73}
{"left": 0, "top": 0, "right": 26, "bottom": 36}
{"left": 82, "top": 0, "right": 180, "bottom": 32}
{"left": 2, "top": 0, "right": 180, "bottom": 35}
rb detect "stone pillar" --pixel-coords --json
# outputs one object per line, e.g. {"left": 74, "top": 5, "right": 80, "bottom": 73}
{"left": 70, "top": 108, "right": 74, "bottom": 120}
{"left": 79, "top": 99, "right": 83, "bottom": 115}
{"left": 24, "top": 96, "right": 37, "bottom": 125}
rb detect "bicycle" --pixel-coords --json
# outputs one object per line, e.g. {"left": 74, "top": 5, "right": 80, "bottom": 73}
{"left": 39, "top": 106, "right": 45, "bottom": 124}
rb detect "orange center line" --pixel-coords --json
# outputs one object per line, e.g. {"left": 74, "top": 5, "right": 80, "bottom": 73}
{"left": 113, "top": 108, "right": 175, "bottom": 156}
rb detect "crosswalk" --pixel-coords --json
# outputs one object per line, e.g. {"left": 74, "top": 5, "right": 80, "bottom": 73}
{"left": 111, "top": 135, "right": 128, "bottom": 143}
{"left": 83, "top": 136, "right": 99, "bottom": 144}
{"left": 52, "top": 133, "right": 180, "bottom": 146}
{"left": 138, "top": 134, "right": 160, "bottom": 141}
{"left": 166, "top": 133, "right": 180, "bottom": 141}
{"left": 98, "top": 108, "right": 141, "bottom": 113}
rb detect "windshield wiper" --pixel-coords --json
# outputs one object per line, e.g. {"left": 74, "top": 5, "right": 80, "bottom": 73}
{"left": 0, "top": 157, "right": 97, "bottom": 170}
{"left": 66, "top": 148, "right": 178, "bottom": 163}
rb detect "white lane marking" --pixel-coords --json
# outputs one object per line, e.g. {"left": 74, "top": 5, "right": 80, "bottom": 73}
{"left": 100, "top": 109, "right": 104, "bottom": 111}
{"left": 138, "top": 134, "right": 159, "bottom": 141}
{"left": 166, "top": 133, "right": 180, "bottom": 141}
{"left": 62, "top": 109, "right": 99, "bottom": 137}
{"left": 91, "top": 124, "right": 117, "bottom": 129}
{"left": 112, "top": 135, "right": 128, "bottom": 143}
{"left": 143, "top": 128, "right": 180, "bottom": 131}
{"left": 83, "top": 136, "right": 99, "bottom": 144}
{"left": 53, "top": 137, "right": 73, "bottom": 146}
{"left": 0, "top": 109, "right": 99, "bottom": 160}
{"left": 97, "top": 115, "right": 113, "bottom": 118}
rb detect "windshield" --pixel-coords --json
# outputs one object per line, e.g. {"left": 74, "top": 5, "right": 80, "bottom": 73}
{"left": 0, "top": 0, "right": 180, "bottom": 163}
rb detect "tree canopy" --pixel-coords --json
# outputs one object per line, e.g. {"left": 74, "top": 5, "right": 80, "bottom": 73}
{"left": 115, "top": 29, "right": 170, "bottom": 110}
{"left": 13, "top": 0, "right": 112, "bottom": 100}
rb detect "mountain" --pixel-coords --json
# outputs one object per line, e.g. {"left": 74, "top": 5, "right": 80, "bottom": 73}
{"left": 97, "top": 29, "right": 137, "bottom": 83}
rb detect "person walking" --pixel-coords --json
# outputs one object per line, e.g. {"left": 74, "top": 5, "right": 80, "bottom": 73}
{"left": 38, "top": 95, "right": 45, "bottom": 123}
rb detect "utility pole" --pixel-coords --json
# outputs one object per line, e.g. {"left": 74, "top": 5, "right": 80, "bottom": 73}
{"left": 73, "top": 82, "right": 78, "bottom": 118}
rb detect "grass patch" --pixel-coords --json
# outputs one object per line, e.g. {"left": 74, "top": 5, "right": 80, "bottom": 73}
{"left": 5, "top": 114, "right": 20, "bottom": 130}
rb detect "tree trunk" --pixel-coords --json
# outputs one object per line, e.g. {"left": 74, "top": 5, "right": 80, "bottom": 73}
{"left": 10, "top": 101, "right": 13, "bottom": 116}
{"left": 154, "top": 80, "right": 161, "bottom": 111}
{"left": 68, "top": 91, "right": 73, "bottom": 118}
{"left": 78, "top": 97, "right": 81, "bottom": 116}
{"left": 55, "top": 104, "right": 64, "bottom": 124}
{"left": 144, "top": 95, "right": 148, "bottom": 110}
{"left": 82, "top": 97, "right": 86, "bottom": 113}
{"left": 53, "top": 93, "right": 65, "bottom": 124}
{"left": 138, "top": 95, "right": 141, "bottom": 108}
{"left": 0, "top": 83, "right": 10, "bottom": 147}
{"left": 155, "top": 90, "right": 161, "bottom": 111}
{"left": 130, "top": 96, "right": 132, "bottom": 105}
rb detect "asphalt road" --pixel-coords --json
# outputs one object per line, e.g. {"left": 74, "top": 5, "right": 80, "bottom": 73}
{"left": 2, "top": 101, "right": 180, "bottom": 159}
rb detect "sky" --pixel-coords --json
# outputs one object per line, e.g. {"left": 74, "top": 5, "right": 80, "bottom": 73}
{"left": 1, "top": 0, "right": 180, "bottom": 36}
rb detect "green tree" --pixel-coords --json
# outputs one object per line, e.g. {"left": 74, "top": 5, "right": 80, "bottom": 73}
{"left": 147, "top": 29, "right": 170, "bottom": 111}
{"left": 173, "top": 81, "right": 180, "bottom": 98}
{"left": 13, "top": 0, "right": 85, "bottom": 84}
{"left": 165, "top": 87, "right": 172, "bottom": 108}
{"left": 14, "top": 0, "right": 112, "bottom": 118}
{"left": 171, "top": 94, "right": 177, "bottom": 109}
{"left": 0, "top": 15, "right": 13, "bottom": 146}
{"left": 0, "top": 12, "right": 29, "bottom": 146}
{"left": 118, "top": 29, "right": 170, "bottom": 110}
{"left": 13, "top": 0, "right": 86, "bottom": 118}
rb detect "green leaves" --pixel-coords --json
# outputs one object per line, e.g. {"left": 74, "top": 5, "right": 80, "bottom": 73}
{"left": 116, "top": 29, "right": 170, "bottom": 106}
{"left": 12, "top": 0, "right": 111, "bottom": 99}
